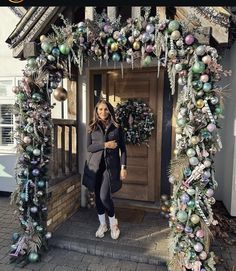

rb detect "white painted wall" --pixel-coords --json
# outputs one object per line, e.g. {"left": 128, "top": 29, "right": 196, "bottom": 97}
{"left": 0, "top": 7, "right": 26, "bottom": 192}
{"left": 214, "top": 43, "right": 236, "bottom": 216}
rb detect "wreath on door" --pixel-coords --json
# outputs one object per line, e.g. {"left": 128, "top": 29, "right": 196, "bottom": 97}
{"left": 115, "top": 99, "right": 155, "bottom": 146}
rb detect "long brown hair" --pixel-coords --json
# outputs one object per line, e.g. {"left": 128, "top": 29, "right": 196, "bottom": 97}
{"left": 88, "top": 99, "right": 119, "bottom": 132}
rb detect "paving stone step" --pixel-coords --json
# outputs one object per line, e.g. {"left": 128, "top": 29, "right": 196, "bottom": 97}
{"left": 50, "top": 235, "right": 169, "bottom": 266}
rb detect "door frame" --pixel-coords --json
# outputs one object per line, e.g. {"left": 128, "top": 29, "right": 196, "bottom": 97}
{"left": 88, "top": 67, "right": 167, "bottom": 203}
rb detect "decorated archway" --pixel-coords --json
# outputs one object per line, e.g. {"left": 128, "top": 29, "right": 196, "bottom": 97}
{"left": 10, "top": 8, "right": 230, "bottom": 271}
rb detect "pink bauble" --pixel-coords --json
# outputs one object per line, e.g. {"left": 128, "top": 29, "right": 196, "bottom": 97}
{"left": 200, "top": 74, "right": 209, "bottom": 83}
{"left": 103, "top": 24, "right": 111, "bottom": 33}
{"left": 23, "top": 136, "right": 31, "bottom": 144}
{"left": 199, "top": 251, "right": 207, "bottom": 260}
{"left": 185, "top": 34, "right": 194, "bottom": 45}
{"left": 207, "top": 123, "right": 216, "bottom": 132}
{"left": 202, "top": 107, "right": 208, "bottom": 113}
{"left": 196, "top": 229, "right": 205, "bottom": 238}
{"left": 202, "top": 55, "right": 212, "bottom": 65}
{"left": 146, "top": 45, "right": 153, "bottom": 53}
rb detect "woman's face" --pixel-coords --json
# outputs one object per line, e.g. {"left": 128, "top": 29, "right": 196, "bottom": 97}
{"left": 97, "top": 103, "right": 109, "bottom": 121}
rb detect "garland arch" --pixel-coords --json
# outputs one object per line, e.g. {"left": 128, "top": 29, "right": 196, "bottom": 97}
{"left": 10, "top": 8, "right": 230, "bottom": 270}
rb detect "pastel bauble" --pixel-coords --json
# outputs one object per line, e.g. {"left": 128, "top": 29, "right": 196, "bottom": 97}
{"left": 186, "top": 148, "right": 196, "bottom": 157}
{"left": 207, "top": 123, "right": 216, "bottom": 132}
{"left": 177, "top": 210, "right": 188, "bottom": 222}
{"left": 199, "top": 251, "right": 207, "bottom": 260}
{"left": 206, "top": 188, "right": 214, "bottom": 197}
{"left": 185, "top": 34, "right": 194, "bottom": 45}
{"left": 203, "top": 82, "right": 212, "bottom": 92}
{"left": 202, "top": 55, "right": 212, "bottom": 64}
{"left": 200, "top": 74, "right": 209, "bottom": 83}
{"left": 192, "top": 61, "right": 206, "bottom": 73}
{"left": 189, "top": 157, "right": 199, "bottom": 166}
{"left": 195, "top": 45, "right": 206, "bottom": 56}
{"left": 194, "top": 242, "right": 203, "bottom": 252}
{"left": 146, "top": 24, "right": 155, "bottom": 33}
{"left": 190, "top": 214, "right": 200, "bottom": 224}
{"left": 196, "top": 99, "right": 205, "bottom": 108}
{"left": 196, "top": 229, "right": 205, "bottom": 238}
{"left": 171, "top": 30, "right": 181, "bottom": 40}
{"left": 168, "top": 20, "right": 180, "bottom": 32}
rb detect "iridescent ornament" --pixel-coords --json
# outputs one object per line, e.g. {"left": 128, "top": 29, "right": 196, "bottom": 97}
{"left": 189, "top": 157, "right": 199, "bottom": 166}
{"left": 111, "top": 43, "right": 119, "bottom": 52}
{"left": 107, "top": 38, "right": 114, "bottom": 47}
{"left": 176, "top": 118, "right": 186, "bottom": 127}
{"left": 146, "top": 24, "right": 155, "bottom": 33}
{"left": 53, "top": 87, "right": 68, "bottom": 101}
{"left": 207, "top": 123, "right": 216, "bottom": 132}
{"left": 203, "top": 82, "right": 212, "bottom": 92}
{"left": 199, "top": 251, "right": 207, "bottom": 260}
{"left": 143, "top": 56, "right": 152, "bottom": 66}
{"left": 33, "top": 148, "right": 41, "bottom": 156}
{"left": 112, "top": 53, "right": 120, "bottom": 62}
{"left": 185, "top": 34, "right": 194, "bottom": 45}
{"left": 27, "top": 58, "right": 37, "bottom": 68}
{"left": 186, "top": 148, "right": 196, "bottom": 157}
{"left": 175, "top": 63, "right": 183, "bottom": 72}
{"left": 168, "top": 20, "right": 180, "bottom": 32}
{"left": 181, "top": 193, "right": 190, "bottom": 203}
{"left": 59, "top": 44, "right": 70, "bottom": 55}
{"left": 206, "top": 188, "right": 214, "bottom": 197}
{"left": 200, "top": 74, "right": 209, "bottom": 83}
{"left": 192, "top": 61, "right": 206, "bottom": 74}
{"left": 32, "top": 168, "right": 40, "bottom": 176}
{"left": 146, "top": 45, "right": 153, "bottom": 53}
{"left": 187, "top": 200, "right": 195, "bottom": 209}
{"left": 196, "top": 229, "right": 205, "bottom": 238}
{"left": 196, "top": 99, "right": 205, "bottom": 109}
{"left": 32, "top": 93, "right": 42, "bottom": 102}
{"left": 194, "top": 242, "right": 203, "bottom": 252}
{"left": 41, "top": 42, "right": 53, "bottom": 53}
{"left": 133, "top": 41, "right": 140, "bottom": 50}
{"left": 171, "top": 30, "right": 181, "bottom": 40}
{"left": 23, "top": 136, "right": 31, "bottom": 144}
{"left": 190, "top": 214, "right": 200, "bottom": 224}
{"left": 202, "top": 55, "right": 212, "bottom": 65}
{"left": 28, "top": 252, "right": 39, "bottom": 263}
{"left": 195, "top": 45, "right": 206, "bottom": 56}
{"left": 177, "top": 210, "right": 188, "bottom": 222}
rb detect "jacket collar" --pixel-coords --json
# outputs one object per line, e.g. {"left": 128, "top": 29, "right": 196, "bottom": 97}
{"left": 97, "top": 120, "right": 113, "bottom": 134}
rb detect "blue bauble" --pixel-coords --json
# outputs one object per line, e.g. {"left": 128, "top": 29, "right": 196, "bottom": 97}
{"left": 180, "top": 193, "right": 190, "bottom": 203}
{"left": 203, "top": 82, "right": 212, "bottom": 92}
{"left": 12, "top": 232, "right": 20, "bottom": 241}
{"left": 37, "top": 180, "right": 45, "bottom": 188}
{"left": 184, "top": 168, "right": 192, "bottom": 177}
{"left": 112, "top": 53, "right": 120, "bottom": 62}
{"left": 52, "top": 48, "right": 60, "bottom": 57}
{"left": 32, "top": 168, "right": 40, "bottom": 176}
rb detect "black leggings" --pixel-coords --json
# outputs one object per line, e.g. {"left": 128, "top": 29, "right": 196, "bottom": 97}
{"left": 95, "top": 157, "right": 115, "bottom": 217}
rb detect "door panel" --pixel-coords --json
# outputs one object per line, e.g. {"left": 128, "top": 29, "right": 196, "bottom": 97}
{"left": 106, "top": 69, "right": 162, "bottom": 202}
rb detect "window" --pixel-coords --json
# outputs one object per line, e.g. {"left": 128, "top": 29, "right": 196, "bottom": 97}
{"left": 0, "top": 77, "right": 19, "bottom": 152}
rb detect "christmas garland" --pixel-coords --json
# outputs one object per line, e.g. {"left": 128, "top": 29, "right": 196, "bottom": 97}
{"left": 9, "top": 8, "right": 231, "bottom": 270}
{"left": 115, "top": 99, "right": 155, "bottom": 146}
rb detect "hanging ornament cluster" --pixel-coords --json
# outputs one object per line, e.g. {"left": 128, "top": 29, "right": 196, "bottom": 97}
{"left": 10, "top": 8, "right": 231, "bottom": 268}
{"left": 115, "top": 99, "right": 155, "bottom": 146}
{"left": 167, "top": 31, "right": 230, "bottom": 271}
{"left": 10, "top": 73, "right": 53, "bottom": 264}
{"left": 160, "top": 194, "right": 171, "bottom": 219}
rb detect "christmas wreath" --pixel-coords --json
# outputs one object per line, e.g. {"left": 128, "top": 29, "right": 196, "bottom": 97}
{"left": 115, "top": 99, "right": 155, "bottom": 146}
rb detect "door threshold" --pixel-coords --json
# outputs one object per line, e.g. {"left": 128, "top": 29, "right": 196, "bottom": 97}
{"left": 113, "top": 198, "right": 161, "bottom": 212}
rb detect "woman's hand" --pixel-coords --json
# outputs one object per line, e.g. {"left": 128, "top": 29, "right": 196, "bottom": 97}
{"left": 104, "top": 140, "right": 117, "bottom": 149}
{"left": 120, "top": 169, "right": 127, "bottom": 180}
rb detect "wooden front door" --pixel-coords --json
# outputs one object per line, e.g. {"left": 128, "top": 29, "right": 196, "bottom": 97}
{"left": 105, "top": 69, "right": 164, "bottom": 202}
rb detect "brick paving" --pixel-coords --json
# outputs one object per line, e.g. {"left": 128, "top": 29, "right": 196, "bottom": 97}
{"left": 0, "top": 194, "right": 236, "bottom": 271}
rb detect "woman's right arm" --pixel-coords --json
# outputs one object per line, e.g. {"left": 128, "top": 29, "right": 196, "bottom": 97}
{"left": 87, "top": 132, "right": 105, "bottom": 153}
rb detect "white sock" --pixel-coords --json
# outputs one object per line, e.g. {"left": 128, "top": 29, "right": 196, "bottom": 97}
{"left": 98, "top": 214, "right": 106, "bottom": 225}
{"left": 108, "top": 215, "right": 116, "bottom": 226}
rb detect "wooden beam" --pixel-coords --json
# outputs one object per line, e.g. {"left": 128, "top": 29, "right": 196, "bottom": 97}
{"left": 107, "top": 7, "right": 117, "bottom": 20}
{"left": 175, "top": 7, "right": 229, "bottom": 45}
{"left": 157, "top": 7, "right": 166, "bottom": 20}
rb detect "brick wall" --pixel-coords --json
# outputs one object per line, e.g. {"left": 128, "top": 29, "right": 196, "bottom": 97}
{"left": 47, "top": 174, "right": 81, "bottom": 232}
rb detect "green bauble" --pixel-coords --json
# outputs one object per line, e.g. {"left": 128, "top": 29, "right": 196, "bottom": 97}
{"left": 41, "top": 42, "right": 53, "bottom": 54}
{"left": 16, "top": 93, "right": 26, "bottom": 102}
{"left": 176, "top": 118, "right": 186, "bottom": 127}
{"left": 192, "top": 80, "right": 203, "bottom": 91}
{"left": 192, "top": 61, "right": 206, "bottom": 74}
{"left": 32, "top": 93, "right": 42, "bottom": 102}
{"left": 168, "top": 20, "right": 180, "bottom": 32}
{"left": 107, "top": 37, "right": 114, "bottom": 47}
{"left": 187, "top": 200, "right": 195, "bottom": 209}
{"left": 28, "top": 252, "right": 39, "bottom": 263}
{"left": 59, "top": 44, "right": 70, "bottom": 55}
{"left": 27, "top": 58, "right": 37, "bottom": 68}
{"left": 143, "top": 55, "right": 152, "bottom": 66}
{"left": 33, "top": 148, "right": 41, "bottom": 156}
{"left": 26, "top": 145, "right": 34, "bottom": 153}
{"left": 177, "top": 210, "right": 188, "bottom": 222}
{"left": 215, "top": 106, "right": 222, "bottom": 114}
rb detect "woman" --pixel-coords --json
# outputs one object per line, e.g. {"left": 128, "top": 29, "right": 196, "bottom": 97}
{"left": 83, "top": 99, "right": 127, "bottom": 240}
